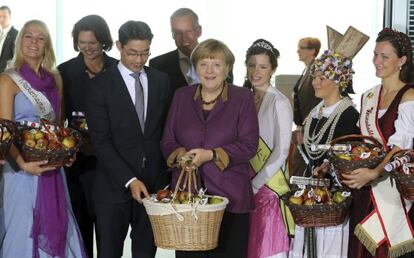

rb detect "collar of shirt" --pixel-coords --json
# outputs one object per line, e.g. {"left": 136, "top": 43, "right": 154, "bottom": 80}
{"left": 193, "top": 82, "right": 229, "bottom": 102}
{"left": 0, "top": 25, "right": 11, "bottom": 35}
{"left": 117, "top": 62, "right": 148, "bottom": 115}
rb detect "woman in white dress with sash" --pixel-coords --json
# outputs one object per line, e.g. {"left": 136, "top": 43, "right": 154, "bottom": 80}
{"left": 0, "top": 20, "right": 86, "bottom": 258}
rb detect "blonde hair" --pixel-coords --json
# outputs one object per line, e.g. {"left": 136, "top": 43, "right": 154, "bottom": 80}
{"left": 191, "top": 38, "right": 234, "bottom": 74}
{"left": 12, "top": 20, "right": 62, "bottom": 94}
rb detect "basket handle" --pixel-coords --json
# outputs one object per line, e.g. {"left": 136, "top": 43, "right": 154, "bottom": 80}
{"left": 172, "top": 157, "right": 199, "bottom": 200}
{"left": 330, "top": 134, "right": 384, "bottom": 150}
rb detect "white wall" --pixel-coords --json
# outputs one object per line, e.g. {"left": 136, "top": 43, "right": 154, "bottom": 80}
{"left": 4, "top": 0, "right": 384, "bottom": 100}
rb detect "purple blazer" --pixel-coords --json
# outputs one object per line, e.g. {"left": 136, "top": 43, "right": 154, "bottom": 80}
{"left": 161, "top": 84, "right": 259, "bottom": 213}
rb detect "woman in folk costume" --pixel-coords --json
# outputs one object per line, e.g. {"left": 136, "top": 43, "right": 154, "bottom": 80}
{"left": 289, "top": 26, "right": 370, "bottom": 258}
{"left": 0, "top": 20, "right": 86, "bottom": 257}
{"left": 343, "top": 28, "right": 414, "bottom": 258}
{"left": 243, "top": 39, "right": 292, "bottom": 258}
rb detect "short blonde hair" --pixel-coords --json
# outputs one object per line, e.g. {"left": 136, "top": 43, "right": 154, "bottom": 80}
{"left": 191, "top": 38, "right": 235, "bottom": 74}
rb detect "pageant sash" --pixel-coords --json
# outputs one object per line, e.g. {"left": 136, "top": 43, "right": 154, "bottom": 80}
{"left": 250, "top": 136, "right": 295, "bottom": 236}
{"left": 5, "top": 69, "right": 55, "bottom": 121}
{"left": 358, "top": 85, "right": 414, "bottom": 257}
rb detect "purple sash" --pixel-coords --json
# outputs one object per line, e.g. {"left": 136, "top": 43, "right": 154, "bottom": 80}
{"left": 18, "top": 64, "right": 69, "bottom": 258}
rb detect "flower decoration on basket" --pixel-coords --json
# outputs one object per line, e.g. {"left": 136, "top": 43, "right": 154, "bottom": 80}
{"left": 0, "top": 118, "right": 16, "bottom": 160}
{"left": 70, "top": 111, "right": 88, "bottom": 133}
{"left": 15, "top": 119, "right": 82, "bottom": 167}
{"left": 328, "top": 134, "right": 386, "bottom": 175}
{"left": 386, "top": 150, "right": 414, "bottom": 201}
{"left": 283, "top": 174, "right": 352, "bottom": 228}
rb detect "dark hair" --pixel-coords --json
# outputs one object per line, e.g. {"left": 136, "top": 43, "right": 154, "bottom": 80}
{"left": 170, "top": 7, "right": 200, "bottom": 28}
{"left": 72, "top": 15, "right": 113, "bottom": 52}
{"left": 243, "top": 39, "right": 280, "bottom": 89}
{"left": 0, "top": 6, "right": 11, "bottom": 15}
{"left": 118, "top": 20, "right": 153, "bottom": 46}
{"left": 376, "top": 28, "right": 414, "bottom": 83}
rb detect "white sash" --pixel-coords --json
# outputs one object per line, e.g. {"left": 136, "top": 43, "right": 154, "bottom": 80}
{"left": 358, "top": 85, "right": 414, "bottom": 257}
{"left": 5, "top": 69, "right": 55, "bottom": 121}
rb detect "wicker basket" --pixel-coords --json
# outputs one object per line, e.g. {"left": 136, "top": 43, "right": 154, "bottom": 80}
{"left": 15, "top": 120, "right": 82, "bottom": 167}
{"left": 282, "top": 189, "right": 352, "bottom": 227}
{"left": 143, "top": 196, "right": 228, "bottom": 250}
{"left": 143, "top": 158, "right": 228, "bottom": 251}
{"left": 0, "top": 119, "right": 16, "bottom": 160}
{"left": 389, "top": 150, "right": 414, "bottom": 201}
{"left": 329, "top": 134, "right": 386, "bottom": 175}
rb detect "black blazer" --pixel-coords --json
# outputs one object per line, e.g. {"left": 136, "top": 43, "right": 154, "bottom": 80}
{"left": 85, "top": 64, "right": 171, "bottom": 202}
{"left": 0, "top": 26, "right": 18, "bottom": 72}
{"left": 58, "top": 52, "right": 118, "bottom": 122}
{"left": 149, "top": 49, "right": 187, "bottom": 94}
{"left": 58, "top": 53, "right": 118, "bottom": 174}
{"left": 149, "top": 49, "right": 234, "bottom": 95}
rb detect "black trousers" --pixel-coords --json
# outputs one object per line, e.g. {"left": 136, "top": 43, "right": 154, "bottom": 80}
{"left": 176, "top": 211, "right": 250, "bottom": 258}
{"left": 94, "top": 200, "right": 156, "bottom": 258}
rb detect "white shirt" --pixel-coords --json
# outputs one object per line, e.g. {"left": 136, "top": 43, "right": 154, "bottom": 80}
{"left": 378, "top": 100, "right": 414, "bottom": 149}
{"left": 117, "top": 61, "right": 149, "bottom": 188}
{"left": 0, "top": 25, "right": 11, "bottom": 53}
{"left": 251, "top": 86, "right": 293, "bottom": 192}
{"left": 117, "top": 61, "right": 149, "bottom": 121}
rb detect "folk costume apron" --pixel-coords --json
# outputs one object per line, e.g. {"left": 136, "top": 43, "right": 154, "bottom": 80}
{"left": 355, "top": 84, "right": 414, "bottom": 258}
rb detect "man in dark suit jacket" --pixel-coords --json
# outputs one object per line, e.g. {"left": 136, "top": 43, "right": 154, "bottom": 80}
{"left": 150, "top": 7, "right": 232, "bottom": 95}
{"left": 85, "top": 20, "right": 170, "bottom": 258}
{"left": 0, "top": 6, "right": 18, "bottom": 72}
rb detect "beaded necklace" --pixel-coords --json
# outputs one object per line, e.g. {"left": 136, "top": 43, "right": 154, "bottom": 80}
{"left": 303, "top": 97, "right": 353, "bottom": 160}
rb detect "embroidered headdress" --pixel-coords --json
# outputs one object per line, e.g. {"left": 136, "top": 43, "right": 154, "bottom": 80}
{"left": 312, "top": 26, "right": 369, "bottom": 94}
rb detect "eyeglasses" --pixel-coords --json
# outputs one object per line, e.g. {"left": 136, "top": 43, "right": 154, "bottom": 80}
{"left": 124, "top": 49, "right": 151, "bottom": 58}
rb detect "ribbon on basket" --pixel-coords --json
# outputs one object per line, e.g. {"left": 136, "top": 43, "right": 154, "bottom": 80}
{"left": 358, "top": 85, "right": 414, "bottom": 257}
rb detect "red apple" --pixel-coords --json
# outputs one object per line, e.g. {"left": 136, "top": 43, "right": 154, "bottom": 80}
{"left": 22, "top": 130, "right": 35, "bottom": 141}
{"left": 156, "top": 189, "right": 172, "bottom": 201}
{"left": 60, "top": 128, "right": 71, "bottom": 138}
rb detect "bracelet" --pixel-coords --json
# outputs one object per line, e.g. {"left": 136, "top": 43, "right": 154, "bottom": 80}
{"left": 211, "top": 149, "right": 218, "bottom": 162}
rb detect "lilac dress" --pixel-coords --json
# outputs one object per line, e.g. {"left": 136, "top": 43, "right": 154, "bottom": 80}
{"left": 0, "top": 67, "right": 86, "bottom": 258}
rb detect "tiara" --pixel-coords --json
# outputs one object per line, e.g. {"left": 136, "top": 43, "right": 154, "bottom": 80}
{"left": 252, "top": 40, "right": 273, "bottom": 53}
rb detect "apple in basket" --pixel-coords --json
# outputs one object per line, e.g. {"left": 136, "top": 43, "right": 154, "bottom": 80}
{"left": 177, "top": 191, "right": 189, "bottom": 203}
{"left": 315, "top": 188, "right": 330, "bottom": 204}
{"left": 62, "top": 136, "right": 77, "bottom": 149}
{"left": 34, "top": 138, "right": 48, "bottom": 150}
{"left": 208, "top": 197, "right": 223, "bottom": 204}
{"left": 34, "top": 130, "right": 44, "bottom": 141}
{"left": 1, "top": 130, "right": 11, "bottom": 141}
{"left": 288, "top": 195, "right": 303, "bottom": 205}
{"left": 333, "top": 191, "right": 349, "bottom": 204}
{"left": 156, "top": 189, "right": 172, "bottom": 201}
{"left": 22, "top": 130, "right": 35, "bottom": 141}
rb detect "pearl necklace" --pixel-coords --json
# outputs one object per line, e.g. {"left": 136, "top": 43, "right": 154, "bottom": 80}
{"left": 303, "top": 97, "right": 353, "bottom": 160}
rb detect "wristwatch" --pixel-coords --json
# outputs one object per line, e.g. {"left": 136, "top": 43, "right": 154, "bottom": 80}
{"left": 211, "top": 149, "right": 218, "bottom": 161}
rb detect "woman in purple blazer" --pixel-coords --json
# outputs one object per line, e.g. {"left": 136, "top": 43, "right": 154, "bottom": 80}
{"left": 161, "top": 39, "right": 259, "bottom": 258}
